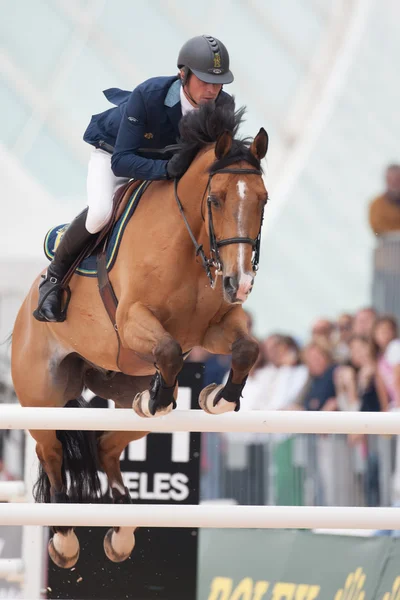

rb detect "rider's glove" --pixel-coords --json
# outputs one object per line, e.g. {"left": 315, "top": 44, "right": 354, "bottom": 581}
{"left": 166, "top": 153, "right": 185, "bottom": 179}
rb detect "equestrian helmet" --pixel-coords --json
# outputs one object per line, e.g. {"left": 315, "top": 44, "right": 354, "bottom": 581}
{"left": 177, "top": 35, "right": 234, "bottom": 84}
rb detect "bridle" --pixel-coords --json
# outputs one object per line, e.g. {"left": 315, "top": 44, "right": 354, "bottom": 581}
{"left": 174, "top": 164, "right": 264, "bottom": 288}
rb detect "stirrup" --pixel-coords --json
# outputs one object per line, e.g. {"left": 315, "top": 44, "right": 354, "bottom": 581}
{"left": 33, "top": 276, "right": 72, "bottom": 323}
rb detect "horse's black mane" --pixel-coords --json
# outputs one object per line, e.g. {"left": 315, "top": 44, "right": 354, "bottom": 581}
{"left": 168, "top": 95, "right": 261, "bottom": 178}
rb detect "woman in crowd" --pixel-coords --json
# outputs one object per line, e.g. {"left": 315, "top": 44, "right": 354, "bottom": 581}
{"left": 334, "top": 334, "right": 387, "bottom": 412}
{"left": 335, "top": 335, "right": 387, "bottom": 506}
{"left": 293, "top": 340, "right": 338, "bottom": 412}
{"left": 290, "top": 340, "right": 348, "bottom": 504}
{"left": 266, "top": 336, "right": 308, "bottom": 410}
{"left": 372, "top": 315, "right": 400, "bottom": 408}
{"left": 352, "top": 334, "right": 387, "bottom": 506}
{"left": 372, "top": 316, "right": 400, "bottom": 512}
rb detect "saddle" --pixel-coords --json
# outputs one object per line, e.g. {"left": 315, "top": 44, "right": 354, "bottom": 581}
{"left": 59, "top": 179, "right": 142, "bottom": 285}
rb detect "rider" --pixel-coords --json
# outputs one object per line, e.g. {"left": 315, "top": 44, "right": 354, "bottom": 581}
{"left": 33, "top": 35, "right": 234, "bottom": 323}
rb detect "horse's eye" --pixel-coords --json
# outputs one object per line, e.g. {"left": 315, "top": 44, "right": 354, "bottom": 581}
{"left": 209, "top": 195, "right": 221, "bottom": 208}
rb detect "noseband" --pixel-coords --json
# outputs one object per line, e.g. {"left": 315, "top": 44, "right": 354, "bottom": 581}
{"left": 174, "top": 165, "right": 264, "bottom": 287}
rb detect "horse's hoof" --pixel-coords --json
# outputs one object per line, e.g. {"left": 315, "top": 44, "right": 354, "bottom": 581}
{"left": 199, "top": 383, "right": 236, "bottom": 415}
{"left": 132, "top": 390, "right": 173, "bottom": 418}
{"left": 48, "top": 530, "right": 80, "bottom": 569}
{"left": 104, "top": 527, "right": 136, "bottom": 563}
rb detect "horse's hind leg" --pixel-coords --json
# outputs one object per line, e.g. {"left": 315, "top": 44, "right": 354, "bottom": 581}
{"left": 12, "top": 315, "right": 84, "bottom": 569}
{"left": 119, "top": 302, "right": 184, "bottom": 417}
{"left": 30, "top": 430, "right": 80, "bottom": 568}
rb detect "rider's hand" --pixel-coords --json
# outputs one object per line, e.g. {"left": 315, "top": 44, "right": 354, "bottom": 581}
{"left": 166, "top": 153, "right": 183, "bottom": 179}
{"left": 167, "top": 150, "right": 194, "bottom": 180}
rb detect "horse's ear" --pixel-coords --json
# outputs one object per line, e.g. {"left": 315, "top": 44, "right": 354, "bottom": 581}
{"left": 215, "top": 130, "right": 233, "bottom": 159}
{"left": 250, "top": 127, "right": 269, "bottom": 160}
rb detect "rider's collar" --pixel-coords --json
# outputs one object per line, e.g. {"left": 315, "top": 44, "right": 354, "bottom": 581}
{"left": 164, "top": 79, "right": 181, "bottom": 108}
{"left": 180, "top": 85, "right": 197, "bottom": 116}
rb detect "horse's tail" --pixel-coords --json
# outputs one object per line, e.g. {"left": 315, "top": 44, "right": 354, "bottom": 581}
{"left": 33, "top": 397, "right": 102, "bottom": 503}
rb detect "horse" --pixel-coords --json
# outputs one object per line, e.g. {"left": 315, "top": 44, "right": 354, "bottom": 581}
{"left": 10, "top": 96, "right": 269, "bottom": 569}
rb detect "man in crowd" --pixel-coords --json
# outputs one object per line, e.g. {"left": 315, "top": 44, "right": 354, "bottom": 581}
{"left": 369, "top": 164, "right": 400, "bottom": 235}
{"left": 352, "top": 307, "right": 377, "bottom": 338}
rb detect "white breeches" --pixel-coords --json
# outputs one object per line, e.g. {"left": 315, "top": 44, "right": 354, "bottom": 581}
{"left": 86, "top": 148, "right": 130, "bottom": 234}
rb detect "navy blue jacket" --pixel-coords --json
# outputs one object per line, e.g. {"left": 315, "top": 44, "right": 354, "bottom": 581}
{"left": 84, "top": 76, "right": 181, "bottom": 180}
{"left": 83, "top": 75, "right": 229, "bottom": 181}
{"left": 303, "top": 365, "right": 337, "bottom": 411}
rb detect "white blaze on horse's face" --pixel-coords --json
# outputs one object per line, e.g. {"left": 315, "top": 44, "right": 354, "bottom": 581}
{"left": 213, "top": 167, "right": 266, "bottom": 305}
{"left": 234, "top": 180, "right": 254, "bottom": 302}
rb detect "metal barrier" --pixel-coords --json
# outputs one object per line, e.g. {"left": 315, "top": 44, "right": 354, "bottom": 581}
{"left": 200, "top": 432, "right": 397, "bottom": 508}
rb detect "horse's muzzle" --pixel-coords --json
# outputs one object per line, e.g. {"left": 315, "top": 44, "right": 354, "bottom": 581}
{"left": 223, "top": 273, "right": 254, "bottom": 303}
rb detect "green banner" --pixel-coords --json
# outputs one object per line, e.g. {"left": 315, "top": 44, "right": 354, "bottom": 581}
{"left": 375, "top": 540, "right": 400, "bottom": 600}
{"left": 198, "top": 530, "right": 400, "bottom": 600}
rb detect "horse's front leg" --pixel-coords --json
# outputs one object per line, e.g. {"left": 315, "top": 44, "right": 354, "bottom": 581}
{"left": 87, "top": 372, "right": 152, "bottom": 562}
{"left": 199, "top": 306, "right": 259, "bottom": 414}
{"left": 119, "top": 302, "right": 184, "bottom": 417}
{"left": 98, "top": 430, "right": 147, "bottom": 562}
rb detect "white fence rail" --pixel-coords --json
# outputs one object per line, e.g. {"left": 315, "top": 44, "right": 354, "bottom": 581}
{"left": 1, "top": 405, "right": 400, "bottom": 434}
{"left": 1, "top": 403, "right": 399, "bottom": 596}
{"left": 0, "top": 503, "right": 399, "bottom": 530}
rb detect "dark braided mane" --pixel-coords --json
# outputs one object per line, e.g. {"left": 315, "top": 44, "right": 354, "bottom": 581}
{"left": 167, "top": 95, "right": 262, "bottom": 178}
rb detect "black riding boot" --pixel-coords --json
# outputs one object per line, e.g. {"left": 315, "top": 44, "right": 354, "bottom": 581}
{"left": 33, "top": 208, "right": 96, "bottom": 323}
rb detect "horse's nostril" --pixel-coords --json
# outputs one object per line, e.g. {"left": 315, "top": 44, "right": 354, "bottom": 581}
{"left": 223, "top": 276, "right": 238, "bottom": 292}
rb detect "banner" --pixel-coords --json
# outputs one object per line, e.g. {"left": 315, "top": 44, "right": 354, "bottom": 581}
{"left": 198, "top": 530, "right": 400, "bottom": 600}
{"left": 375, "top": 540, "right": 400, "bottom": 600}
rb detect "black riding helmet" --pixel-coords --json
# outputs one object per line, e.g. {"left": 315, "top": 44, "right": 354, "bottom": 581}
{"left": 177, "top": 35, "right": 234, "bottom": 85}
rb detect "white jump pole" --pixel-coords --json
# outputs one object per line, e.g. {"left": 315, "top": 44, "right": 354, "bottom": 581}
{"left": 0, "top": 405, "right": 400, "bottom": 435}
{"left": 0, "top": 503, "right": 399, "bottom": 530}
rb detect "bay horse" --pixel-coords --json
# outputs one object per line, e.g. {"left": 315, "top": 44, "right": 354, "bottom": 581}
{"left": 11, "top": 97, "right": 268, "bottom": 568}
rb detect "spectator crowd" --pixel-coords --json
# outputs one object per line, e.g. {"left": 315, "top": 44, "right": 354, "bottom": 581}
{"left": 191, "top": 305, "right": 400, "bottom": 510}
{"left": 190, "top": 305, "right": 400, "bottom": 416}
